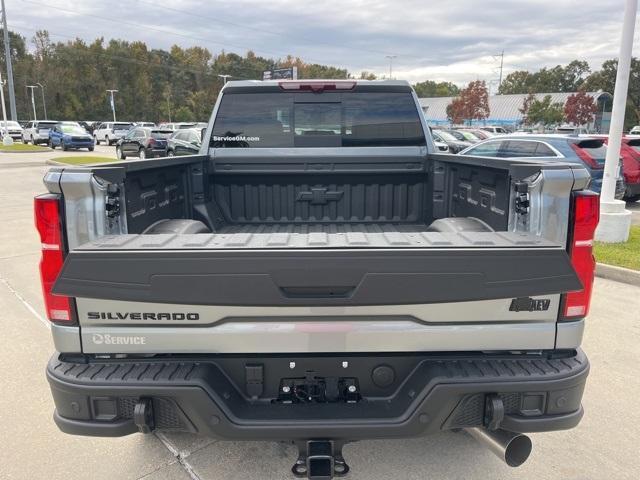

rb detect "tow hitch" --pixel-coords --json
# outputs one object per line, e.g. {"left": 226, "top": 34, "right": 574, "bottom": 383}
{"left": 292, "top": 440, "right": 350, "bottom": 480}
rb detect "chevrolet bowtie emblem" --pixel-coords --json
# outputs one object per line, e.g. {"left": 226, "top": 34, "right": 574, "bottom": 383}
{"left": 296, "top": 187, "right": 344, "bottom": 205}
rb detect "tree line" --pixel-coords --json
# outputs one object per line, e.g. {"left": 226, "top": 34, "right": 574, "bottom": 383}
{"left": 0, "top": 30, "right": 352, "bottom": 122}
{"left": 0, "top": 28, "right": 638, "bottom": 128}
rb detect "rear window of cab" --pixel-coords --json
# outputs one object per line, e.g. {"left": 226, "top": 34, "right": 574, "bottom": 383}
{"left": 211, "top": 92, "right": 426, "bottom": 148}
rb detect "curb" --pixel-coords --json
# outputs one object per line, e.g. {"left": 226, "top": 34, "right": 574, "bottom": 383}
{"left": 0, "top": 149, "right": 50, "bottom": 154}
{"left": 595, "top": 263, "right": 640, "bottom": 287}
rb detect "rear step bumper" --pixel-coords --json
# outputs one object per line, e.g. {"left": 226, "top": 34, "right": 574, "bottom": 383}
{"left": 47, "top": 350, "right": 589, "bottom": 440}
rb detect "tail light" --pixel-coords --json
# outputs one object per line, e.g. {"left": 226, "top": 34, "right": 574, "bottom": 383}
{"left": 570, "top": 143, "right": 602, "bottom": 169}
{"left": 562, "top": 191, "right": 600, "bottom": 319}
{"left": 279, "top": 81, "right": 356, "bottom": 92}
{"left": 148, "top": 137, "right": 156, "bottom": 147}
{"left": 34, "top": 194, "right": 73, "bottom": 323}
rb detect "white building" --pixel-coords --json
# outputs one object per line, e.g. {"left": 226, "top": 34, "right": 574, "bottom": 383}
{"left": 418, "top": 91, "right": 612, "bottom": 132}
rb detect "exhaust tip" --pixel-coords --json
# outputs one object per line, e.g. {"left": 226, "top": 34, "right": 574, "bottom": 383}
{"left": 465, "top": 427, "right": 533, "bottom": 467}
{"left": 504, "top": 433, "right": 532, "bottom": 467}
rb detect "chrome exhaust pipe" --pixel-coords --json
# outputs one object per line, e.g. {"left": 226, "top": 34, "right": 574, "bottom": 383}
{"left": 465, "top": 427, "right": 532, "bottom": 467}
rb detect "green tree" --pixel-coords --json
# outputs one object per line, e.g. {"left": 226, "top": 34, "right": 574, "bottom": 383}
{"left": 413, "top": 80, "right": 460, "bottom": 97}
{"left": 499, "top": 60, "right": 590, "bottom": 94}
{"left": 527, "top": 95, "right": 564, "bottom": 125}
{"left": 583, "top": 58, "right": 640, "bottom": 129}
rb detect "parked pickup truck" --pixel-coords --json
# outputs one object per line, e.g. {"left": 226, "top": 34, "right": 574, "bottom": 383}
{"left": 37, "top": 80, "right": 596, "bottom": 478}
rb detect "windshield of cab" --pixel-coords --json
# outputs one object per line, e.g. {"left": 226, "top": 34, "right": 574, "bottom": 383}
{"left": 60, "top": 125, "right": 88, "bottom": 135}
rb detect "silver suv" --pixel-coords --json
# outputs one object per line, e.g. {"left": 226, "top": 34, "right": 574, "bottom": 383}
{"left": 93, "top": 122, "right": 134, "bottom": 145}
{"left": 23, "top": 120, "right": 58, "bottom": 145}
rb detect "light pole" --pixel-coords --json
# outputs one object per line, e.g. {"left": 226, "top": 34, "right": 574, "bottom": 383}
{"left": 385, "top": 55, "right": 397, "bottom": 79}
{"left": 26, "top": 85, "right": 37, "bottom": 121}
{"left": 0, "top": 70, "right": 12, "bottom": 145}
{"left": 218, "top": 74, "right": 232, "bottom": 84}
{"left": 1, "top": 0, "right": 17, "bottom": 120}
{"left": 595, "top": 0, "right": 636, "bottom": 243}
{"left": 106, "top": 89, "right": 118, "bottom": 122}
{"left": 36, "top": 82, "right": 47, "bottom": 120}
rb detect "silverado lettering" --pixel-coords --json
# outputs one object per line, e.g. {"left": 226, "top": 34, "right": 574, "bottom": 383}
{"left": 87, "top": 312, "right": 200, "bottom": 321}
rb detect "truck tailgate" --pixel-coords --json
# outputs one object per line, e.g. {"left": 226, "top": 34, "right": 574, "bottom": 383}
{"left": 53, "top": 230, "right": 579, "bottom": 307}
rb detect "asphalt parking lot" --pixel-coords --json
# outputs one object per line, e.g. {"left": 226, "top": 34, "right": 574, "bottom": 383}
{"left": 1, "top": 149, "right": 639, "bottom": 480}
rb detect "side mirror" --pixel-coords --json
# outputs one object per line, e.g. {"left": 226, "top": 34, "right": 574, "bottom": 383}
{"left": 201, "top": 127, "right": 206, "bottom": 141}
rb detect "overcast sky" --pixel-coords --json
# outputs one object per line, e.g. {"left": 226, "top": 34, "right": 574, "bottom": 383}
{"left": 7, "top": 0, "right": 639, "bottom": 88}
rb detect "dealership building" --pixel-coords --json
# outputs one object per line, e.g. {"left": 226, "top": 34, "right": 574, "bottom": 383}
{"left": 418, "top": 91, "right": 613, "bottom": 132}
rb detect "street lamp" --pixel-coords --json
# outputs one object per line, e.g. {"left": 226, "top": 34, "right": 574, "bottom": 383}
{"left": 0, "top": 70, "right": 12, "bottom": 145}
{"left": 595, "top": 0, "right": 637, "bottom": 243}
{"left": 36, "top": 82, "right": 47, "bottom": 120}
{"left": 26, "top": 85, "right": 37, "bottom": 121}
{"left": 385, "top": 55, "right": 397, "bottom": 79}
{"left": 218, "top": 74, "right": 232, "bottom": 84}
{"left": 106, "top": 89, "right": 118, "bottom": 122}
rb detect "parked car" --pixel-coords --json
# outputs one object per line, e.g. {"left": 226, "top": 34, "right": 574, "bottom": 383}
{"left": 630, "top": 125, "right": 640, "bottom": 134}
{"left": 23, "top": 120, "right": 58, "bottom": 145}
{"left": 480, "top": 126, "right": 510, "bottom": 134}
{"left": 38, "top": 80, "right": 595, "bottom": 477}
{"left": 431, "top": 129, "right": 472, "bottom": 153}
{"left": 49, "top": 122, "right": 95, "bottom": 151}
{"left": 450, "top": 129, "right": 481, "bottom": 143}
{"left": 0, "top": 120, "right": 24, "bottom": 141}
{"left": 115, "top": 127, "right": 172, "bottom": 159}
{"left": 94, "top": 122, "right": 134, "bottom": 145}
{"left": 591, "top": 135, "right": 640, "bottom": 201}
{"left": 461, "top": 128, "right": 495, "bottom": 140}
{"left": 166, "top": 128, "right": 202, "bottom": 156}
{"left": 158, "top": 122, "right": 197, "bottom": 131}
{"left": 460, "top": 135, "right": 626, "bottom": 198}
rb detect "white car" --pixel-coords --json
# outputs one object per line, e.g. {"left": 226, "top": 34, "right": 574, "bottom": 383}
{"left": 0, "top": 120, "right": 24, "bottom": 141}
{"left": 480, "top": 126, "right": 509, "bottom": 134}
{"left": 23, "top": 120, "right": 59, "bottom": 144}
{"left": 93, "top": 122, "right": 134, "bottom": 145}
{"left": 158, "top": 122, "right": 197, "bottom": 131}
{"left": 630, "top": 126, "right": 640, "bottom": 135}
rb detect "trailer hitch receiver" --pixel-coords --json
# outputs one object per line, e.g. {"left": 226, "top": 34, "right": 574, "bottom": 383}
{"left": 292, "top": 440, "right": 350, "bottom": 479}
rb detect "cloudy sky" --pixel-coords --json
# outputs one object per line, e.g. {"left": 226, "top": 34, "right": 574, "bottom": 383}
{"left": 6, "top": 0, "right": 639, "bottom": 88}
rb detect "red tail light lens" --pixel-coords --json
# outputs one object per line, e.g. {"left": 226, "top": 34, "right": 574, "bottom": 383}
{"left": 562, "top": 191, "right": 600, "bottom": 319}
{"left": 570, "top": 143, "right": 602, "bottom": 169}
{"left": 34, "top": 194, "right": 73, "bottom": 323}
{"left": 278, "top": 81, "right": 356, "bottom": 92}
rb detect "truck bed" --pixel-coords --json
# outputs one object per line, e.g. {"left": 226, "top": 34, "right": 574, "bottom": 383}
{"left": 79, "top": 224, "right": 552, "bottom": 250}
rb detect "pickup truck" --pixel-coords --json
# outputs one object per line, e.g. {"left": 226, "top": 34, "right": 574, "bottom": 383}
{"left": 37, "top": 80, "right": 596, "bottom": 479}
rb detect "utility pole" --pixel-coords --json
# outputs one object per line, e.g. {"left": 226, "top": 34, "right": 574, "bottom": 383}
{"left": 26, "top": 85, "right": 37, "bottom": 121}
{"left": 106, "top": 89, "right": 118, "bottom": 122}
{"left": 218, "top": 74, "right": 232, "bottom": 84}
{"left": 36, "top": 82, "right": 46, "bottom": 119}
{"left": 385, "top": 55, "right": 397, "bottom": 79}
{"left": 0, "top": 70, "right": 12, "bottom": 145}
{"left": 595, "top": 0, "right": 636, "bottom": 242}
{"left": 1, "top": 0, "right": 17, "bottom": 120}
{"left": 493, "top": 50, "right": 505, "bottom": 92}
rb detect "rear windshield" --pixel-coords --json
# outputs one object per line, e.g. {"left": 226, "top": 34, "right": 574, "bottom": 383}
{"left": 113, "top": 123, "right": 132, "bottom": 130}
{"left": 576, "top": 140, "right": 607, "bottom": 164}
{"left": 211, "top": 92, "right": 425, "bottom": 148}
{"left": 36, "top": 122, "right": 57, "bottom": 129}
{"left": 151, "top": 130, "right": 172, "bottom": 138}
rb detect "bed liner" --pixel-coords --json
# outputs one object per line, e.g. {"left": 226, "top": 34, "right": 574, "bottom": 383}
{"left": 76, "top": 224, "right": 556, "bottom": 251}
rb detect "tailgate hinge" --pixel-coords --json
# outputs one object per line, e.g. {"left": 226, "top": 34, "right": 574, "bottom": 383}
{"left": 105, "top": 185, "right": 121, "bottom": 219}
{"left": 514, "top": 181, "right": 530, "bottom": 215}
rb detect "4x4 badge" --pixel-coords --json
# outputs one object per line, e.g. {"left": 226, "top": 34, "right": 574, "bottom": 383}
{"left": 509, "top": 297, "right": 551, "bottom": 312}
